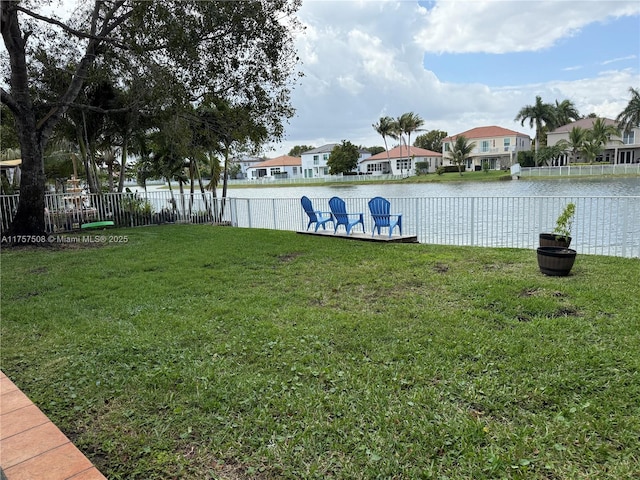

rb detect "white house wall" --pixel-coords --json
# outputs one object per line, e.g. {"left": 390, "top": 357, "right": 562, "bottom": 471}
{"left": 443, "top": 135, "right": 531, "bottom": 171}
{"left": 547, "top": 126, "right": 640, "bottom": 165}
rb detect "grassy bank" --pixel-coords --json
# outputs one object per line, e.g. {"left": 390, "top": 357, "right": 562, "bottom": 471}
{"left": 1, "top": 226, "right": 639, "bottom": 479}
{"left": 228, "top": 170, "right": 513, "bottom": 189}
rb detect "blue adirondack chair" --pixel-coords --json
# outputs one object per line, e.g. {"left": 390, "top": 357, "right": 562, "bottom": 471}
{"left": 301, "top": 196, "right": 334, "bottom": 232}
{"left": 368, "top": 196, "right": 402, "bottom": 237}
{"left": 328, "top": 196, "right": 365, "bottom": 235}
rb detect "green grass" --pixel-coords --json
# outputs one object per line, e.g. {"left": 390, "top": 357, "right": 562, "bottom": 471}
{"left": 1, "top": 226, "right": 639, "bottom": 479}
{"left": 227, "top": 170, "right": 513, "bottom": 189}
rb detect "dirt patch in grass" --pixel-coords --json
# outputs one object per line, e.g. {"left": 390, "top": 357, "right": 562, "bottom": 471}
{"left": 433, "top": 263, "right": 449, "bottom": 273}
{"left": 29, "top": 266, "right": 48, "bottom": 274}
{"left": 276, "top": 252, "right": 304, "bottom": 263}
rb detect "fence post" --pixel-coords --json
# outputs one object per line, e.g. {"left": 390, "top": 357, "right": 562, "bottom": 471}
{"left": 621, "top": 197, "right": 628, "bottom": 258}
{"left": 273, "top": 198, "right": 277, "bottom": 230}
{"left": 470, "top": 197, "right": 475, "bottom": 246}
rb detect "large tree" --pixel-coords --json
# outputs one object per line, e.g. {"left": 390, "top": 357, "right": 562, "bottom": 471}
{"left": 1, "top": 0, "right": 302, "bottom": 238}
{"left": 288, "top": 145, "right": 315, "bottom": 157}
{"left": 514, "top": 95, "right": 556, "bottom": 154}
{"left": 616, "top": 87, "right": 640, "bottom": 133}
{"left": 414, "top": 129, "right": 447, "bottom": 152}
{"left": 327, "top": 140, "right": 359, "bottom": 175}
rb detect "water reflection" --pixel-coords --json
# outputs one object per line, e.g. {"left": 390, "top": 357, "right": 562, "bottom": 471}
{"left": 228, "top": 176, "right": 640, "bottom": 199}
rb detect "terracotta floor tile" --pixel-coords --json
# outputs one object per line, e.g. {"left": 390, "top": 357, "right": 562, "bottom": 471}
{"left": 67, "top": 467, "right": 109, "bottom": 480}
{"left": 0, "top": 422, "right": 70, "bottom": 468}
{"left": 3, "top": 443, "right": 96, "bottom": 480}
{"left": 0, "top": 372, "right": 107, "bottom": 479}
{"left": 0, "top": 389, "right": 32, "bottom": 415}
{"left": 1, "top": 404, "right": 50, "bottom": 440}
{"left": 0, "top": 376, "right": 18, "bottom": 394}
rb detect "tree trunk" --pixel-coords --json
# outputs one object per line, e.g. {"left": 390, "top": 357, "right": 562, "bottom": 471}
{"left": 10, "top": 128, "right": 47, "bottom": 236}
{"left": 2, "top": 1, "right": 104, "bottom": 238}
{"left": 107, "top": 162, "right": 114, "bottom": 192}
{"left": 118, "top": 139, "right": 128, "bottom": 192}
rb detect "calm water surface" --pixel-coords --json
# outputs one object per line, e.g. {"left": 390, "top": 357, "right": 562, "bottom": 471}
{"left": 227, "top": 177, "right": 640, "bottom": 199}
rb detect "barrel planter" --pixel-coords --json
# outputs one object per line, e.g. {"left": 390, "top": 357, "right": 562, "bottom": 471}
{"left": 537, "top": 246, "right": 577, "bottom": 276}
{"left": 539, "top": 233, "right": 571, "bottom": 248}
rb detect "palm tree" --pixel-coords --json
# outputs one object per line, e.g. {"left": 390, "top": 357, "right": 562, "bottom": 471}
{"left": 589, "top": 117, "right": 620, "bottom": 147}
{"left": 554, "top": 99, "right": 581, "bottom": 127}
{"left": 581, "top": 138, "right": 604, "bottom": 164}
{"left": 396, "top": 112, "right": 424, "bottom": 176}
{"left": 514, "top": 96, "right": 556, "bottom": 153}
{"left": 448, "top": 135, "right": 476, "bottom": 176}
{"left": 566, "top": 126, "right": 587, "bottom": 164}
{"left": 580, "top": 118, "right": 620, "bottom": 163}
{"left": 372, "top": 116, "right": 398, "bottom": 172}
{"left": 399, "top": 112, "right": 425, "bottom": 158}
{"left": 616, "top": 87, "right": 640, "bottom": 133}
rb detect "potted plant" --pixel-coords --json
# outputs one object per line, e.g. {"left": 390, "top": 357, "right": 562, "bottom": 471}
{"left": 537, "top": 202, "right": 577, "bottom": 276}
{"left": 539, "top": 202, "right": 575, "bottom": 248}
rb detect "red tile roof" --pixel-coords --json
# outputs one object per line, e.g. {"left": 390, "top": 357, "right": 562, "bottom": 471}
{"left": 364, "top": 145, "right": 442, "bottom": 162}
{"left": 443, "top": 126, "right": 530, "bottom": 142}
{"left": 250, "top": 155, "right": 301, "bottom": 168}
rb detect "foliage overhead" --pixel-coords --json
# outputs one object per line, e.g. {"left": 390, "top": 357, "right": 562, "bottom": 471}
{"left": 1, "top": 0, "right": 303, "bottom": 237}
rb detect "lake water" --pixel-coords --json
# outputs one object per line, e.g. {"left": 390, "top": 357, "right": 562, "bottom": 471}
{"left": 226, "top": 176, "right": 640, "bottom": 199}
{"left": 137, "top": 176, "right": 640, "bottom": 257}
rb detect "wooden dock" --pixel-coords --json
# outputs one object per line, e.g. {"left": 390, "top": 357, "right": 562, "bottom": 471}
{"left": 297, "top": 230, "right": 419, "bottom": 243}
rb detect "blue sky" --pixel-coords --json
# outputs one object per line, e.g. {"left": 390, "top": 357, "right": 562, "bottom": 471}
{"left": 267, "top": 0, "right": 640, "bottom": 156}
{"left": 422, "top": 15, "right": 639, "bottom": 87}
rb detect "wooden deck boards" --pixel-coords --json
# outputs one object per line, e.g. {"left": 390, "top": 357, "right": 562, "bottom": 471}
{"left": 297, "top": 230, "right": 419, "bottom": 243}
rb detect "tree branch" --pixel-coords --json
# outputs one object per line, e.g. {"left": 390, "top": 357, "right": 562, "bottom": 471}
{"left": 0, "top": 87, "right": 20, "bottom": 115}
{"left": 14, "top": 2, "right": 130, "bottom": 48}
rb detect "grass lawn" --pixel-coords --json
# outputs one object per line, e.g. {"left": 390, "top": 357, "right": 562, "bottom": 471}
{"left": 1, "top": 225, "right": 639, "bottom": 479}
{"left": 227, "top": 170, "right": 513, "bottom": 189}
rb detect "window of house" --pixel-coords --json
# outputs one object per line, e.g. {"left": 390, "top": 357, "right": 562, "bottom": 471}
{"left": 395, "top": 159, "right": 412, "bottom": 171}
{"left": 292, "top": 167, "right": 297, "bottom": 174}
{"left": 367, "top": 163, "right": 383, "bottom": 172}
{"left": 623, "top": 131, "right": 635, "bottom": 145}
{"left": 270, "top": 167, "right": 281, "bottom": 175}
{"left": 444, "top": 143, "right": 450, "bottom": 152}
{"left": 323, "top": 154, "right": 329, "bottom": 161}
{"left": 313, "top": 155, "right": 319, "bottom": 165}
{"left": 481, "top": 140, "right": 489, "bottom": 153}
{"left": 504, "top": 138, "right": 511, "bottom": 151}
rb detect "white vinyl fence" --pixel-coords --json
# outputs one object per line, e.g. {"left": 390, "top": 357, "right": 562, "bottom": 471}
{"left": 2, "top": 192, "right": 639, "bottom": 258}
{"left": 520, "top": 164, "right": 640, "bottom": 177}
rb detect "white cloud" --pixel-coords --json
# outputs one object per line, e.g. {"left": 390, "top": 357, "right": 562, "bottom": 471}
{"left": 414, "top": 1, "right": 640, "bottom": 54}
{"left": 602, "top": 55, "right": 638, "bottom": 65}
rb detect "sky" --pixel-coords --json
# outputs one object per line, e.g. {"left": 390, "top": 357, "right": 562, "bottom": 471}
{"left": 265, "top": 0, "right": 640, "bottom": 156}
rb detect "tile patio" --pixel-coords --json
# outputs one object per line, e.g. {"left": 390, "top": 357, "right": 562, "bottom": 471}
{"left": 0, "top": 371, "right": 106, "bottom": 480}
